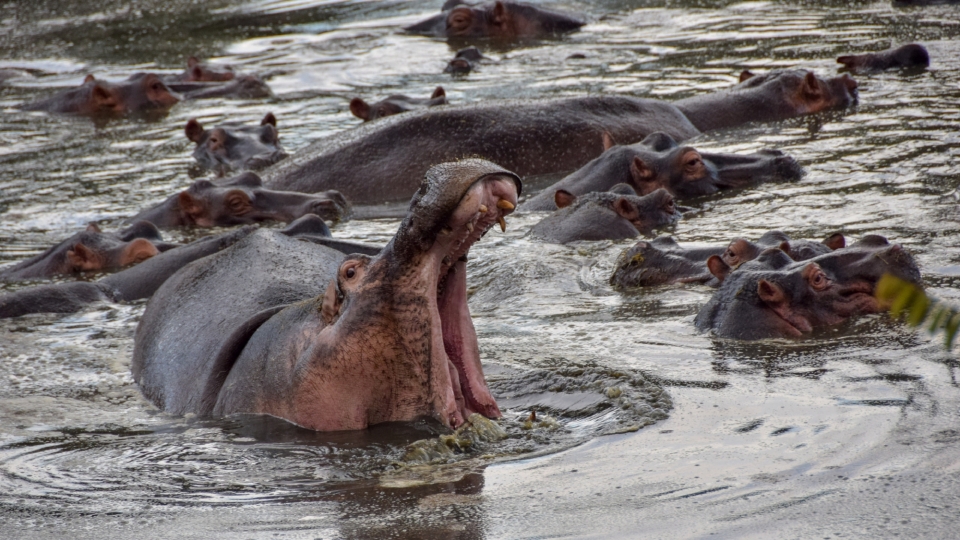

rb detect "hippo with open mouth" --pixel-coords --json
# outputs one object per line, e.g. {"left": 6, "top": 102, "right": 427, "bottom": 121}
{"left": 132, "top": 159, "right": 520, "bottom": 430}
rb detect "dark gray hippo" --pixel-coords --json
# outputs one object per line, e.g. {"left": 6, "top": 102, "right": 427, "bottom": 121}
{"left": 0, "top": 216, "right": 377, "bottom": 319}
{"left": 132, "top": 159, "right": 520, "bottom": 431}
{"left": 529, "top": 185, "right": 681, "bottom": 244}
{"left": 694, "top": 236, "right": 921, "bottom": 340}
{"left": 185, "top": 113, "right": 288, "bottom": 175}
{"left": 131, "top": 172, "right": 349, "bottom": 227}
{"left": 609, "top": 231, "right": 846, "bottom": 290}
{"left": 350, "top": 87, "right": 448, "bottom": 122}
{"left": 521, "top": 132, "right": 803, "bottom": 211}
{"left": 169, "top": 75, "right": 274, "bottom": 100}
{"left": 837, "top": 44, "right": 930, "bottom": 73}
{"left": 0, "top": 221, "right": 177, "bottom": 281}
{"left": 20, "top": 73, "right": 180, "bottom": 117}
{"left": 260, "top": 70, "right": 855, "bottom": 205}
{"left": 405, "top": 1, "right": 585, "bottom": 40}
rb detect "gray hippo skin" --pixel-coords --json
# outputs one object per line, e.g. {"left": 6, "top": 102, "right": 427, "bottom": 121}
{"left": 694, "top": 235, "right": 921, "bottom": 340}
{"left": 521, "top": 132, "right": 804, "bottom": 211}
{"left": 609, "top": 231, "right": 846, "bottom": 290}
{"left": 261, "top": 70, "right": 855, "bottom": 205}
{"left": 0, "top": 221, "right": 177, "bottom": 281}
{"left": 169, "top": 75, "right": 274, "bottom": 100}
{"left": 837, "top": 44, "right": 930, "bottom": 73}
{"left": 168, "top": 56, "right": 236, "bottom": 83}
{"left": 20, "top": 73, "right": 180, "bottom": 117}
{"left": 131, "top": 172, "right": 349, "bottom": 227}
{"left": 350, "top": 87, "right": 448, "bottom": 122}
{"left": 133, "top": 159, "right": 520, "bottom": 431}
{"left": 185, "top": 113, "right": 288, "bottom": 174}
{"left": 529, "top": 185, "right": 680, "bottom": 244}
{"left": 405, "top": 1, "right": 585, "bottom": 39}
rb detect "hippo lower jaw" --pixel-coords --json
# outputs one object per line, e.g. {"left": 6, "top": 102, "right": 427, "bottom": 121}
{"left": 424, "top": 177, "right": 516, "bottom": 428}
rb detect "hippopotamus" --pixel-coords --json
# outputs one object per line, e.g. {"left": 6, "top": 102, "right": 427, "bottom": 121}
{"left": 694, "top": 235, "right": 921, "bottom": 340}
{"left": 609, "top": 231, "right": 846, "bottom": 290}
{"left": 169, "top": 75, "right": 274, "bottom": 100}
{"left": 20, "top": 73, "right": 180, "bottom": 117}
{"left": 349, "top": 87, "right": 448, "bottom": 122}
{"left": 0, "top": 216, "right": 380, "bottom": 320}
{"left": 131, "top": 172, "right": 349, "bottom": 227}
{"left": 675, "top": 69, "right": 858, "bottom": 133}
{"left": 520, "top": 132, "right": 803, "bottom": 211}
{"left": 260, "top": 69, "right": 856, "bottom": 205}
{"left": 132, "top": 159, "right": 519, "bottom": 431}
{"left": 405, "top": 1, "right": 585, "bottom": 40}
{"left": 169, "top": 56, "right": 236, "bottom": 82}
{"left": 444, "top": 47, "right": 490, "bottom": 74}
{"left": 184, "top": 113, "right": 288, "bottom": 174}
{"left": 0, "top": 222, "right": 177, "bottom": 281}
{"left": 529, "top": 185, "right": 681, "bottom": 244}
{"left": 837, "top": 44, "right": 930, "bottom": 73}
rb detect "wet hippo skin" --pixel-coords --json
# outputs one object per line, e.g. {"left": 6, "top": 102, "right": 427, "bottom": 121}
{"left": 133, "top": 159, "right": 520, "bottom": 431}
{"left": 168, "top": 56, "right": 236, "bottom": 82}
{"left": 521, "top": 132, "right": 804, "bottom": 211}
{"left": 261, "top": 70, "right": 855, "bottom": 205}
{"left": 131, "top": 172, "right": 349, "bottom": 227}
{"left": 609, "top": 231, "right": 846, "bottom": 290}
{"left": 350, "top": 87, "right": 448, "bottom": 122}
{"left": 168, "top": 75, "right": 273, "bottom": 100}
{"left": 0, "top": 221, "right": 177, "bottom": 281}
{"left": 405, "top": 1, "right": 585, "bottom": 40}
{"left": 20, "top": 73, "right": 181, "bottom": 117}
{"left": 529, "top": 185, "right": 681, "bottom": 244}
{"left": 694, "top": 236, "right": 922, "bottom": 340}
{"left": 837, "top": 44, "right": 930, "bottom": 73}
{"left": 185, "top": 113, "right": 288, "bottom": 175}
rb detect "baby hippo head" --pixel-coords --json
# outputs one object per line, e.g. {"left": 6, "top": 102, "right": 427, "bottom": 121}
{"left": 185, "top": 113, "right": 287, "bottom": 175}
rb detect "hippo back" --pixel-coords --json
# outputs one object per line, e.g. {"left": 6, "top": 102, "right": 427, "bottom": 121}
{"left": 132, "top": 230, "right": 344, "bottom": 416}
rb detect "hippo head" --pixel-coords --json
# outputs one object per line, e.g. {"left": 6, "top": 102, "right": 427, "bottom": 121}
{"left": 349, "top": 87, "right": 447, "bottom": 122}
{"left": 837, "top": 44, "right": 930, "bottom": 74}
{"left": 315, "top": 159, "right": 520, "bottom": 428}
{"left": 444, "top": 1, "right": 584, "bottom": 40}
{"left": 173, "top": 173, "right": 349, "bottom": 226}
{"left": 78, "top": 75, "right": 127, "bottom": 116}
{"left": 609, "top": 236, "right": 725, "bottom": 289}
{"left": 695, "top": 236, "right": 921, "bottom": 340}
{"left": 737, "top": 69, "right": 859, "bottom": 116}
{"left": 180, "top": 56, "right": 236, "bottom": 82}
{"left": 122, "top": 73, "right": 181, "bottom": 113}
{"left": 531, "top": 185, "right": 680, "bottom": 244}
{"left": 707, "top": 231, "right": 847, "bottom": 282}
{"left": 185, "top": 113, "right": 287, "bottom": 175}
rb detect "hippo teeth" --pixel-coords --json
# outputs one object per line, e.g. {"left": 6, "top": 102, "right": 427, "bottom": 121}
{"left": 497, "top": 216, "right": 507, "bottom": 232}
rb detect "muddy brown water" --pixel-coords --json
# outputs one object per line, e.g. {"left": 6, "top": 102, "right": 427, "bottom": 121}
{"left": 2, "top": 0, "right": 960, "bottom": 538}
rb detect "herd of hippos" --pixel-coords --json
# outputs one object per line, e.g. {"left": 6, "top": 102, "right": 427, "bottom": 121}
{"left": 0, "top": 2, "right": 936, "bottom": 431}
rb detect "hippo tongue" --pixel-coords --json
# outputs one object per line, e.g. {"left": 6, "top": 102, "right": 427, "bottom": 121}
{"left": 438, "top": 259, "right": 501, "bottom": 420}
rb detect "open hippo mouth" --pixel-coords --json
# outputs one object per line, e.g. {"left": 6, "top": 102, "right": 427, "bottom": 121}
{"left": 432, "top": 177, "right": 517, "bottom": 426}
{"left": 414, "top": 167, "right": 520, "bottom": 428}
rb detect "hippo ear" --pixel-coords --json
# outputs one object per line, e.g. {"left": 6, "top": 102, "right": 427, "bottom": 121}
{"left": 431, "top": 86, "right": 446, "bottom": 99}
{"left": 91, "top": 84, "right": 115, "bottom": 106}
{"left": 801, "top": 71, "right": 822, "bottom": 99}
{"left": 554, "top": 190, "right": 577, "bottom": 209}
{"left": 602, "top": 131, "right": 615, "bottom": 151}
{"left": 185, "top": 119, "right": 204, "bottom": 143}
{"left": 823, "top": 232, "right": 845, "bottom": 250}
{"left": 706, "top": 255, "right": 731, "bottom": 283}
{"left": 757, "top": 279, "right": 786, "bottom": 305}
{"left": 261, "top": 112, "right": 277, "bottom": 127}
{"left": 260, "top": 124, "right": 279, "bottom": 144}
{"left": 84, "top": 74, "right": 96, "bottom": 84}
{"left": 120, "top": 238, "right": 160, "bottom": 266}
{"left": 739, "top": 70, "right": 754, "bottom": 83}
{"left": 629, "top": 157, "right": 656, "bottom": 187}
{"left": 612, "top": 198, "right": 640, "bottom": 222}
{"left": 85, "top": 222, "right": 102, "bottom": 233}
{"left": 349, "top": 98, "right": 370, "bottom": 121}
{"left": 191, "top": 66, "right": 204, "bottom": 80}
{"left": 178, "top": 191, "right": 205, "bottom": 222}
{"left": 320, "top": 279, "right": 342, "bottom": 325}
{"left": 778, "top": 241, "right": 793, "bottom": 258}
{"left": 66, "top": 243, "right": 98, "bottom": 272}
{"left": 187, "top": 56, "right": 200, "bottom": 68}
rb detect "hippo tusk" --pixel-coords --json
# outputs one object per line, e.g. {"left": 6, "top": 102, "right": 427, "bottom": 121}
{"left": 466, "top": 222, "right": 474, "bottom": 232}
{"left": 440, "top": 226, "right": 453, "bottom": 235}
{"left": 479, "top": 204, "right": 488, "bottom": 213}
{"left": 496, "top": 199, "right": 515, "bottom": 211}
{"left": 498, "top": 216, "right": 507, "bottom": 232}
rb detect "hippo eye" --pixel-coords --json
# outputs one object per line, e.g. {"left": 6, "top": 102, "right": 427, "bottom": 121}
{"left": 810, "top": 270, "right": 830, "bottom": 291}
{"left": 685, "top": 157, "right": 702, "bottom": 170}
{"left": 152, "top": 83, "right": 163, "bottom": 91}
{"left": 345, "top": 267, "right": 356, "bottom": 279}
{"left": 378, "top": 107, "right": 388, "bottom": 117}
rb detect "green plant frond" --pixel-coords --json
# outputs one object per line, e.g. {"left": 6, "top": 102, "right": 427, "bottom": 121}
{"left": 875, "top": 273, "right": 959, "bottom": 351}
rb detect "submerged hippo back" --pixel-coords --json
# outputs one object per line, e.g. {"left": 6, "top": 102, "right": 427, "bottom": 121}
{"left": 132, "top": 230, "right": 344, "bottom": 416}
